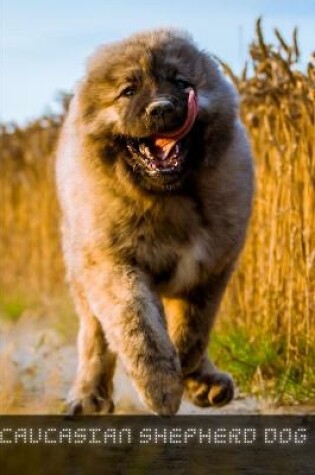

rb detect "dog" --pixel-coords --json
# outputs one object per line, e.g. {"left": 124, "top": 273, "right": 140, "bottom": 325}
{"left": 56, "top": 28, "right": 254, "bottom": 415}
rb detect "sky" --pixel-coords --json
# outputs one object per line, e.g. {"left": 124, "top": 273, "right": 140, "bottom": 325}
{"left": 1, "top": 0, "right": 315, "bottom": 124}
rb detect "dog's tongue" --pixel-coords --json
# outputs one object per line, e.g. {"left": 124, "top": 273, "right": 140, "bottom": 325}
{"left": 153, "top": 89, "right": 198, "bottom": 159}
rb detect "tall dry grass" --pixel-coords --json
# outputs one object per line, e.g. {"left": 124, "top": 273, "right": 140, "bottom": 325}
{"left": 0, "top": 21, "right": 314, "bottom": 402}
{"left": 0, "top": 115, "right": 63, "bottom": 300}
{"left": 217, "top": 19, "right": 314, "bottom": 400}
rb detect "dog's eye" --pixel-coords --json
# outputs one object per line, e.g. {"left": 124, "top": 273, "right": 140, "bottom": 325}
{"left": 120, "top": 86, "right": 137, "bottom": 97}
{"left": 174, "top": 78, "right": 192, "bottom": 89}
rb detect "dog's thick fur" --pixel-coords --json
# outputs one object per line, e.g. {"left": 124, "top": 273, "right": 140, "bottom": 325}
{"left": 56, "top": 29, "right": 254, "bottom": 415}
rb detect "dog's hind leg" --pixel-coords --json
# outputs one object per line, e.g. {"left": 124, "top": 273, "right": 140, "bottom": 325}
{"left": 67, "top": 280, "right": 116, "bottom": 415}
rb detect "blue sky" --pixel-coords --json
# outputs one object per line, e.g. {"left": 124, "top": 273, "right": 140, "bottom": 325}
{"left": 2, "top": 0, "right": 315, "bottom": 124}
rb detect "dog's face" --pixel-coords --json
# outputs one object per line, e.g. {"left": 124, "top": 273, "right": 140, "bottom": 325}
{"left": 79, "top": 30, "right": 237, "bottom": 192}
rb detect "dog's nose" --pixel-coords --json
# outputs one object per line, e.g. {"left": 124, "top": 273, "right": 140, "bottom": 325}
{"left": 146, "top": 99, "right": 175, "bottom": 117}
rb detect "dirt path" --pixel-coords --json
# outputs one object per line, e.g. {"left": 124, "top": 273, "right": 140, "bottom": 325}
{"left": 0, "top": 314, "right": 313, "bottom": 415}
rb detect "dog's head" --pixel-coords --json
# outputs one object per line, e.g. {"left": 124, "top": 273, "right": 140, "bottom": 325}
{"left": 78, "top": 29, "right": 237, "bottom": 193}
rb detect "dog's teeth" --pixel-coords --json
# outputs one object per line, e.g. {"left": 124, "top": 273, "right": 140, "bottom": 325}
{"left": 139, "top": 143, "right": 146, "bottom": 154}
{"left": 145, "top": 146, "right": 153, "bottom": 157}
{"left": 141, "top": 144, "right": 155, "bottom": 159}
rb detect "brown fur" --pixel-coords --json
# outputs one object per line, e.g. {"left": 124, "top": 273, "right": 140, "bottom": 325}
{"left": 56, "top": 28, "right": 254, "bottom": 415}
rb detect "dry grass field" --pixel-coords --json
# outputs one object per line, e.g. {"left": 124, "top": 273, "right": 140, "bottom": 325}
{"left": 0, "top": 21, "right": 314, "bottom": 413}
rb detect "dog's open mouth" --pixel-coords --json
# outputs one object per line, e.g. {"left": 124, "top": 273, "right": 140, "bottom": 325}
{"left": 126, "top": 89, "right": 198, "bottom": 175}
{"left": 127, "top": 137, "right": 189, "bottom": 174}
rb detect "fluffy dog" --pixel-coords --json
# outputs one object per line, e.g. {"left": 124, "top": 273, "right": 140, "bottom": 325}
{"left": 56, "top": 29, "right": 254, "bottom": 415}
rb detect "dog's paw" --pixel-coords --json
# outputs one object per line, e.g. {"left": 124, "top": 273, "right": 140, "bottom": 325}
{"left": 185, "top": 371, "right": 234, "bottom": 408}
{"left": 135, "top": 364, "right": 183, "bottom": 416}
{"left": 145, "top": 375, "right": 183, "bottom": 416}
{"left": 67, "top": 388, "right": 114, "bottom": 415}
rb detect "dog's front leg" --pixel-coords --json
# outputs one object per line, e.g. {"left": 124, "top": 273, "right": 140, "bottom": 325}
{"left": 83, "top": 261, "right": 183, "bottom": 415}
{"left": 164, "top": 268, "right": 234, "bottom": 408}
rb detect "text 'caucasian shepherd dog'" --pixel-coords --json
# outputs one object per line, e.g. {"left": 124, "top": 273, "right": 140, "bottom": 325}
{"left": 56, "top": 29, "right": 254, "bottom": 415}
